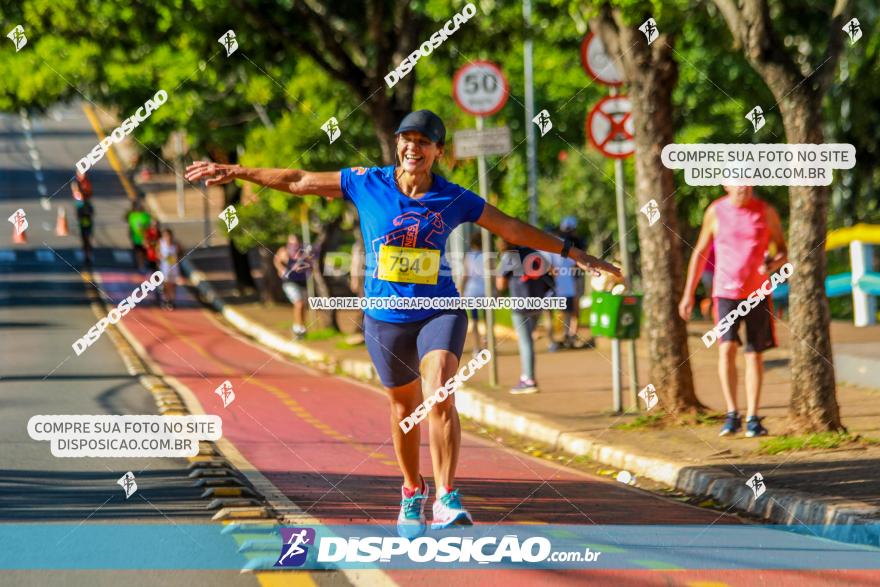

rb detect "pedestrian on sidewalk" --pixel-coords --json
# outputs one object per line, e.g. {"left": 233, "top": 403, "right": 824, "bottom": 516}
{"left": 159, "top": 228, "right": 183, "bottom": 310}
{"left": 75, "top": 170, "right": 93, "bottom": 200}
{"left": 462, "top": 232, "right": 487, "bottom": 355}
{"left": 678, "top": 183, "right": 788, "bottom": 438}
{"left": 125, "top": 199, "right": 152, "bottom": 273}
{"left": 548, "top": 216, "right": 591, "bottom": 351}
{"left": 273, "top": 233, "right": 315, "bottom": 340}
{"left": 71, "top": 181, "right": 94, "bottom": 265}
{"left": 144, "top": 218, "right": 161, "bottom": 272}
{"left": 497, "top": 237, "right": 556, "bottom": 395}
{"left": 185, "top": 109, "right": 620, "bottom": 540}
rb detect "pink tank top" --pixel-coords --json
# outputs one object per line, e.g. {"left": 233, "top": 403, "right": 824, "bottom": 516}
{"left": 711, "top": 195, "right": 769, "bottom": 299}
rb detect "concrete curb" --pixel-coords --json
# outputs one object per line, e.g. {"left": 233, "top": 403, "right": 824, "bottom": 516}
{"left": 181, "top": 258, "right": 880, "bottom": 545}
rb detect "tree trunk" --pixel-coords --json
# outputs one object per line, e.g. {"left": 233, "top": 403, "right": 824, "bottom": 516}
{"left": 223, "top": 181, "right": 256, "bottom": 292}
{"left": 593, "top": 10, "right": 703, "bottom": 413}
{"left": 775, "top": 91, "right": 843, "bottom": 432}
{"left": 311, "top": 217, "right": 342, "bottom": 331}
{"left": 256, "top": 246, "right": 282, "bottom": 305}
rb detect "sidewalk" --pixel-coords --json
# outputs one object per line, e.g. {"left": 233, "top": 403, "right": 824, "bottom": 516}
{"left": 183, "top": 245, "right": 880, "bottom": 543}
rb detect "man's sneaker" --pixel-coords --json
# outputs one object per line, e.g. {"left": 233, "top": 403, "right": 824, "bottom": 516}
{"left": 745, "top": 416, "right": 769, "bottom": 438}
{"left": 397, "top": 478, "right": 429, "bottom": 539}
{"left": 431, "top": 489, "right": 473, "bottom": 530}
{"left": 719, "top": 412, "right": 742, "bottom": 437}
{"left": 510, "top": 377, "right": 539, "bottom": 395}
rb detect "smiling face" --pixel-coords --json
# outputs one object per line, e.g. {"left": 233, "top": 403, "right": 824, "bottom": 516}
{"left": 396, "top": 131, "right": 443, "bottom": 174}
{"left": 723, "top": 184, "right": 753, "bottom": 205}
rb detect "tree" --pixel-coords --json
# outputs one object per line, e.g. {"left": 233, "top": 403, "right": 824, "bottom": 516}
{"left": 589, "top": 3, "right": 704, "bottom": 413}
{"left": 230, "top": 0, "right": 425, "bottom": 164}
{"left": 711, "top": 0, "right": 850, "bottom": 432}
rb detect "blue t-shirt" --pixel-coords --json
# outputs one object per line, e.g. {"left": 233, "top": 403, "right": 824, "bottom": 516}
{"left": 340, "top": 165, "right": 486, "bottom": 323}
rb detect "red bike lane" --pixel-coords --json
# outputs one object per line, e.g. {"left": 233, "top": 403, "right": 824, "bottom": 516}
{"left": 96, "top": 270, "right": 878, "bottom": 586}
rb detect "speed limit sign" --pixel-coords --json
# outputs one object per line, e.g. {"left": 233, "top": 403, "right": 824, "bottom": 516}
{"left": 453, "top": 61, "right": 509, "bottom": 117}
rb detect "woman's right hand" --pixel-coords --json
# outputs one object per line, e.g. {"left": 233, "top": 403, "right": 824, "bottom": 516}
{"left": 185, "top": 161, "right": 238, "bottom": 186}
{"left": 678, "top": 295, "right": 694, "bottom": 322}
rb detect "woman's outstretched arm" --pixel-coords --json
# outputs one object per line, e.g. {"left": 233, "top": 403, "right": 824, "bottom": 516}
{"left": 184, "top": 161, "right": 343, "bottom": 199}
{"left": 475, "top": 203, "right": 621, "bottom": 278}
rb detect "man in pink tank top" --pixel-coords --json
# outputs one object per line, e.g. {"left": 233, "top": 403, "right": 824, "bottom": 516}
{"left": 678, "top": 184, "right": 788, "bottom": 438}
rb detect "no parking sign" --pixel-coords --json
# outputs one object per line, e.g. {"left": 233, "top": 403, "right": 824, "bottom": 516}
{"left": 587, "top": 95, "right": 635, "bottom": 159}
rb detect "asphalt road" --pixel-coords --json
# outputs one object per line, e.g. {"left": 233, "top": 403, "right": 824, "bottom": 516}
{"left": 0, "top": 105, "right": 259, "bottom": 586}
{"left": 2, "top": 106, "right": 878, "bottom": 587}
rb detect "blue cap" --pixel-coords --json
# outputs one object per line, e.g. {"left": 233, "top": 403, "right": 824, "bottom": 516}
{"left": 560, "top": 216, "right": 578, "bottom": 231}
{"left": 395, "top": 110, "right": 446, "bottom": 145}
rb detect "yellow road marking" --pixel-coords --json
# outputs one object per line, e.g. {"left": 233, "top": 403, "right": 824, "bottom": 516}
{"left": 256, "top": 573, "right": 318, "bottom": 587}
{"left": 152, "top": 312, "right": 399, "bottom": 467}
{"left": 81, "top": 104, "right": 138, "bottom": 201}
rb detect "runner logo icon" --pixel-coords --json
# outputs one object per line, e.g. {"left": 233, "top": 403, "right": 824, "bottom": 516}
{"left": 7, "top": 25, "right": 26, "bottom": 52}
{"left": 275, "top": 528, "right": 315, "bottom": 567}
{"left": 219, "top": 30, "right": 238, "bottom": 56}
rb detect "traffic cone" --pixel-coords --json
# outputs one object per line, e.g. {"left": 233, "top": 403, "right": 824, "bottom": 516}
{"left": 56, "top": 207, "right": 70, "bottom": 236}
{"left": 12, "top": 224, "right": 27, "bottom": 244}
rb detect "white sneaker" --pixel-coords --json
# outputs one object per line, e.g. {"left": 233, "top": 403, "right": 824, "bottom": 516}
{"left": 431, "top": 489, "right": 473, "bottom": 530}
{"left": 397, "top": 478, "right": 429, "bottom": 538}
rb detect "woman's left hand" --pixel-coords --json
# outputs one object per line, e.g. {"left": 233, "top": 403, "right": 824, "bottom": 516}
{"left": 570, "top": 248, "right": 622, "bottom": 278}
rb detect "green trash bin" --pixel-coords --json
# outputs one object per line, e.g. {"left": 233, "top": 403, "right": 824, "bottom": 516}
{"left": 589, "top": 291, "right": 642, "bottom": 339}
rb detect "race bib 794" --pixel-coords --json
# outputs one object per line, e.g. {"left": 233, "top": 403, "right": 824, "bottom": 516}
{"left": 377, "top": 245, "right": 441, "bottom": 285}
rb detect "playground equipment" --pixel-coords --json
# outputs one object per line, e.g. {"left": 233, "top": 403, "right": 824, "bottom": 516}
{"left": 773, "top": 223, "right": 879, "bottom": 327}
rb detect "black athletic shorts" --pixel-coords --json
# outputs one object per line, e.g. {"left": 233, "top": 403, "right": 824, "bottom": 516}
{"left": 713, "top": 296, "right": 777, "bottom": 353}
{"left": 364, "top": 310, "right": 468, "bottom": 388}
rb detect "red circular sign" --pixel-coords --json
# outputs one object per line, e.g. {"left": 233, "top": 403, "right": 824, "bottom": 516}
{"left": 587, "top": 95, "right": 635, "bottom": 159}
{"left": 580, "top": 33, "right": 624, "bottom": 87}
{"left": 452, "top": 61, "right": 509, "bottom": 117}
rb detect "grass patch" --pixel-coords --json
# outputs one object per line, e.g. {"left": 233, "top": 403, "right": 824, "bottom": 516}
{"left": 303, "top": 327, "right": 340, "bottom": 342}
{"left": 614, "top": 412, "right": 665, "bottom": 430}
{"left": 758, "top": 431, "right": 865, "bottom": 455}
{"left": 694, "top": 412, "right": 725, "bottom": 426}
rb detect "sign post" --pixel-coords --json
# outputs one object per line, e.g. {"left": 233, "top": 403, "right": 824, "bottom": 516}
{"left": 453, "top": 61, "right": 510, "bottom": 388}
{"left": 583, "top": 35, "right": 641, "bottom": 413}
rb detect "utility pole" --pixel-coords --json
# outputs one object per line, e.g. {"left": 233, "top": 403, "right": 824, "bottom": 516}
{"left": 523, "top": 0, "right": 538, "bottom": 226}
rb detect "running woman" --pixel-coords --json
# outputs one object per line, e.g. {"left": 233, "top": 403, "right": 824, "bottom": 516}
{"left": 158, "top": 228, "right": 183, "bottom": 310}
{"left": 679, "top": 183, "right": 787, "bottom": 438}
{"left": 185, "top": 110, "right": 621, "bottom": 538}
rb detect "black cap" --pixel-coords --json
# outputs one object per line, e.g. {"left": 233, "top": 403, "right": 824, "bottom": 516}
{"left": 395, "top": 110, "right": 446, "bottom": 145}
